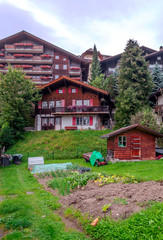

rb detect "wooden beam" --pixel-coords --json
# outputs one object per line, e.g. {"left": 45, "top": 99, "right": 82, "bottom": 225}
{"left": 47, "top": 87, "right": 52, "bottom": 95}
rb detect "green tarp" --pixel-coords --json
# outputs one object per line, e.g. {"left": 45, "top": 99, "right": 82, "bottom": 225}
{"left": 90, "top": 151, "right": 104, "bottom": 166}
{"left": 31, "top": 162, "right": 73, "bottom": 174}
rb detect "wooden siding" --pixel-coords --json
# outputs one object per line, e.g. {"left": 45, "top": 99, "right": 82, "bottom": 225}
{"left": 107, "top": 129, "right": 156, "bottom": 160}
{"left": 41, "top": 82, "right": 101, "bottom": 107}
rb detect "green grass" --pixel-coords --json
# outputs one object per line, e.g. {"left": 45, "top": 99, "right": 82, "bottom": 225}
{"left": 6, "top": 129, "right": 110, "bottom": 160}
{"left": 0, "top": 163, "right": 89, "bottom": 240}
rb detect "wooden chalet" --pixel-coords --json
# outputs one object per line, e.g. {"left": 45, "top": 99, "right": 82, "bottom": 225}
{"left": 0, "top": 31, "right": 89, "bottom": 86}
{"left": 101, "top": 124, "right": 163, "bottom": 161}
{"left": 149, "top": 88, "right": 163, "bottom": 123}
{"left": 100, "top": 46, "right": 157, "bottom": 77}
{"left": 35, "top": 76, "right": 113, "bottom": 131}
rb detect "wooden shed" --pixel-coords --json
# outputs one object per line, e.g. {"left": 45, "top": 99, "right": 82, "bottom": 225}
{"left": 101, "top": 124, "right": 163, "bottom": 161}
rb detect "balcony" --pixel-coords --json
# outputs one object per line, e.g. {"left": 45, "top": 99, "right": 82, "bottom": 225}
{"left": 1, "top": 66, "right": 52, "bottom": 75}
{"left": 36, "top": 106, "right": 109, "bottom": 115}
{"left": 5, "top": 44, "right": 44, "bottom": 53}
{"left": 69, "top": 66, "right": 81, "bottom": 76}
{"left": 0, "top": 55, "right": 52, "bottom": 64}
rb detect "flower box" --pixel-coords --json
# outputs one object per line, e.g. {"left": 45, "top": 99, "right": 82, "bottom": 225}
{"left": 0, "top": 53, "right": 5, "bottom": 57}
{"left": 41, "top": 65, "right": 51, "bottom": 69}
{"left": 0, "top": 64, "right": 4, "bottom": 68}
{"left": 41, "top": 54, "right": 51, "bottom": 58}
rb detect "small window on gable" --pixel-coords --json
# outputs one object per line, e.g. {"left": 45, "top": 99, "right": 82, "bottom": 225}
{"left": 42, "top": 101, "right": 48, "bottom": 109}
{"left": 119, "top": 136, "right": 126, "bottom": 147}
{"left": 59, "top": 89, "right": 63, "bottom": 94}
{"left": 63, "top": 58, "right": 66, "bottom": 61}
{"left": 55, "top": 55, "right": 59, "bottom": 59}
{"left": 72, "top": 88, "right": 76, "bottom": 93}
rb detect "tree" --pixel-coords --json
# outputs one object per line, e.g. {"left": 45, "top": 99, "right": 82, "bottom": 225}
{"left": 90, "top": 74, "right": 108, "bottom": 91}
{"left": 0, "top": 122, "right": 15, "bottom": 156}
{"left": 130, "top": 107, "right": 162, "bottom": 132}
{"left": 90, "top": 44, "right": 102, "bottom": 83}
{"left": 0, "top": 66, "right": 40, "bottom": 138}
{"left": 152, "top": 63, "right": 163, "bottom": 93}
{"left": 114, "top": 39, "right": 153, "bottom": 129}
{"left": 107, "top": 72, "right": 118, "bottom": 99}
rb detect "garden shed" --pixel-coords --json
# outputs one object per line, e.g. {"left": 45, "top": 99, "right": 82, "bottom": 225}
{"left": 101, "top": 124, "right": 163, "bottom": 161}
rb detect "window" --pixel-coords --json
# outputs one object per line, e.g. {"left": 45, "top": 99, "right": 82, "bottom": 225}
{"left": 56, "top": 100, "right": 62, "bottom": 107}
{"left": 42, "top": 101, "right": 48, "bottom": 109}
{"left": 72, "top": 88, "right": 76, "bottom": 93}
{"left": 55, "top": 55, "right": 59, "bottom": 59}
{"left": 49, "top": 118, "right": 54, "bottom": 126}
{"left": 63, "top": 64, "right": 67, "bottom": 70}
{"left": 49, "top": 101, "right": 55, "bottom": 108}
{"left": 55, "top": 64, "right": 59, "bottom": 69}
{"left": 76, "top": 117, "right": 83, "bottom": 125}
{"left": 83, "top": 117, "right": 89, "bottom": 125}
{"left": 76, "top": 100, "right": 82, "bottom": 106}
{"left": 59, "top": 89, "right": 63, "bottom": 94}
{"left": 157, "top": 56, "right": 161, "bottom": 60}
{"left": 55, "top": 75, "right": 59, "bottom": 79}
{"left": 119, "top": 136, "right": 126, "bottom": 147}
{"left": 63, "top": 58, "right": 66, "bottom": 61}
{"left": 42, "top": 118, "right": 48, "bottom": 126}
{"left": 83, "top": 100, "right": 90, "bottom": 106}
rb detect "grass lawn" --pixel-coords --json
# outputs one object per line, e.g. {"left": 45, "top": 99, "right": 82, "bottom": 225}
{"left": 0, "top": 163, "right": 89, "bottom": 240}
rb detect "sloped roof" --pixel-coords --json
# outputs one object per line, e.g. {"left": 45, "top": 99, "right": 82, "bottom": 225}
{"left": 145, "top": 49, "right": 163, "bottom": 60}
{"left": 40, "top": 76, "right": 109, "bottom": 95}
{"left": 101, "top": 124, "right": 163, "bottom": 138}
{"left": 0, "top": 30, "right": 87, "bottom": 64}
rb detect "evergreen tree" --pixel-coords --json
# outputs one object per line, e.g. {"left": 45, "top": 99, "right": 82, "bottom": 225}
{"left": 115, "top": 39, "right": 153, "bottom": 129}
{"left": 0, "top": 66, "right": 40, "bottom": 138}
{"left": 90, "top": 74, "right": 108, "bottom": 91}
{"left": 152, "top": 63, "right": 163, "bottom": 93}
{"left": 107, "top": 72, "right": 118, "bottom": 99}
{"left": 90, "top": 44, "right": 101, "bottom": 83}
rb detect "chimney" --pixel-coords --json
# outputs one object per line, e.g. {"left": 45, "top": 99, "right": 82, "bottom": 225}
{"left": 160, "top": 46, "right": 163, "bottom": 51}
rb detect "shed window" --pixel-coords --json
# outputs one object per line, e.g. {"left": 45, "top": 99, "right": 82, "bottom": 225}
{"left": 119, "top": 136, "right": 126, "bottom": 147}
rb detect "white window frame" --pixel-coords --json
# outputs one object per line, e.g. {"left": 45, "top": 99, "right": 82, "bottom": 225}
{"left": 63, "top": 64, "right": 67, "bottom": 70}
{"left": 55, "top": 75, "right": 59, "bottom": 79}
{"left": 55, "top": 64, "right": 59, "bottom": 69}
{"left": 59, "top": 89, "right": 63, "bottom": 94}
{"left": 72, "top": 88, "right": 76, "bottom": 93}
{"left": 42, "top": 101, "right": 48, "bottom": 109}
{"left": 83, "top": 100, "right": 90, "bottom": 106}
{"left": 55, "top": 55, "right": 59, "bottom": 59}
{"left": 76, "top": 100, "right": 82, "bottom": 106}
{"left": 49, "top": 101, "right": 55, "bottom": 108}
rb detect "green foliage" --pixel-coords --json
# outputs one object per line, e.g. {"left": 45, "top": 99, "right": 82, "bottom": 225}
{"left": 113, "top": 197, "right": 128, "bottom": 205}
{"left": 0, "top": 66, "right": 41, "bottom": 138}
{"left": 90, "top": 45, "right": 102, "bottom": 83}
{"left": 130, "top": 107, "right": 163, "bottom": 132}
{"left": 102, "top": 203, "right": 111, "bottom": 212}
{"left": 107, "top": 72, "right": 118, "bottom": 99}
{"left": 0, "top": 122, "right": 15, "bottom": 154}
{"left": 152, "top": 63, "right": 163, "bottom": 93}
{"left": 90, "top": 74, "right": 108, "bottom": 91}
{"left": 115, "top": 39, "right": 153, "bottom": 128}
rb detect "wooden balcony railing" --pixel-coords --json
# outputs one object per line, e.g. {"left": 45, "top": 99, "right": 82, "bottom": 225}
{"left": 36, "top": 106, "right": 109, "bottom": 115}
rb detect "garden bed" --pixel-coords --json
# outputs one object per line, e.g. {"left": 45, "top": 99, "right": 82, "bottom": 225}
{"left": 36, "top": 172, "right": 163, "bottom": 220}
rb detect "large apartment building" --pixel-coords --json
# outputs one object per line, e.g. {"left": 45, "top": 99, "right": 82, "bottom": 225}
{"left": 0, "top": 31, "right": 88, "bottom": 87}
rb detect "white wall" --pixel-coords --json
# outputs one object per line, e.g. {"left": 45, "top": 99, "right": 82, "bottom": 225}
{"left": 61, "top": 115, "right": 98, "bottom": 130}
{"left": 158, "top": 95, "right": 163, "bottom": 105}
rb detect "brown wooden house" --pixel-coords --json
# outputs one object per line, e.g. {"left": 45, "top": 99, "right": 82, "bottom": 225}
{"left": 101, "top": 124, "right": 163, "bottom": 161}
{"left": 35, "top": 76, "right": 113, "bottom": 131}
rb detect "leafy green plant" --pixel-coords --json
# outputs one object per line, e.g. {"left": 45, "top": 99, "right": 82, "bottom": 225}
{"left": 113, "top": 197, "right": 128, "bottom": 205}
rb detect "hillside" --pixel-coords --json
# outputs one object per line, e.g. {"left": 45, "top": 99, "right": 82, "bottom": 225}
{"left": 7, "top": 129, "right": 111, "bottom": 160}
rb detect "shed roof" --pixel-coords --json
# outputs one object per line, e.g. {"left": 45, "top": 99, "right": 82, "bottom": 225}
{"left": 101, "top": 124, "right": 163, "bottom": 139}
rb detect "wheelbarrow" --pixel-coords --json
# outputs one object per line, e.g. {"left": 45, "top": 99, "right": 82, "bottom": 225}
{"left": 83, "top": 151, "right": 108, "bottom": 167}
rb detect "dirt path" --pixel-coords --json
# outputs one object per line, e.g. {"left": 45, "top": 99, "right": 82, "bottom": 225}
{"left": 38, "top": 178, "right": 163, "bottom": 221}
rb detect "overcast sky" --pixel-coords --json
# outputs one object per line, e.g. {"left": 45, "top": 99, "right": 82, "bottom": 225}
{"left": 0, "top": 0, "right": 163, "bottom": 56}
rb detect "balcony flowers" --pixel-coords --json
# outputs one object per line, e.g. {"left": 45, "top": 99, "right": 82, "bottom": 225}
{"left": 0, "top": 64, "right": 4, "bottom": 68}
{"left": 41, "top": 65, "right": 51, "bottom": 69}
{"left": 41, "top": 76, "right": 50, "bottom": 80}
{"left": 70, "top": 66, "right": 80, "bottom": 70}
{"left": 14, "top": 43, "right": 33, "bottom": 48}
{"left": 41, "top": 54, "right": 51, "bottom": 58}
{"left": 22, "top": 65, "right": 33, "bottom": 69}
{"left": 0, "top": 53, "right": 5, "bottom": 57}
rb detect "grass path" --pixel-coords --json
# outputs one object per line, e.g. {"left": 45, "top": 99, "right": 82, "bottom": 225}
{"left": 0, "top": 163, "right": 89, "bottom": 240}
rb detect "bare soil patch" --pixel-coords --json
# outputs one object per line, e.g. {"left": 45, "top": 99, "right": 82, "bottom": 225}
{"left": 37, "top": 178, "right": 163, "bottom": 220}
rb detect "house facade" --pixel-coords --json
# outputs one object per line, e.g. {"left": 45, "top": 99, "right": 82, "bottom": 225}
{"left": 35, "top": 76, "right": 112, "bottom": 131}
{"left": 0, "top": 31, "right": 88, "bottom": 87}
{"left": 101, "top": 124, "right": 163, "bottom": 161}
{"left": 149, "top": 88, "right": 163, "bottom": 123}
{"left": 100, "top": 46, "right": 159, "bottom": 77}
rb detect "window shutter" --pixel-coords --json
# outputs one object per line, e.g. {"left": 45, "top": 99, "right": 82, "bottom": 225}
{"left": 90, "top": 99, "right": 93, "bottom": 106}
{"left": 38, "top": 101, "right": 42, "bottom": 109}
{"left": 76, "top": 88, "right": 78, "bottom": 93}
{"left": 89, "top": 116, "right": 93, "bottom": 125}
{"left": 69, "top": 88, "right": 71, "bottom": 93}
{"left": 72, "top": 99, "right": 76, "bottom": 106}
{"left": 56, "top": 89, "right": 59, "bottom": 93}
{"left": 61, "top": 100, "right": 65, "bottom": 107}
{"left": 63, "top": 88, "right": 65, "bottom": 93}
{"left": 72, "top": 117, "right": 76, "bottom": 125}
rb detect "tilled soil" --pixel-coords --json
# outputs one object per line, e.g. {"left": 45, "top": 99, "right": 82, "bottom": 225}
{"left": 38, "top": 178, "right": 163, "bottom": 219}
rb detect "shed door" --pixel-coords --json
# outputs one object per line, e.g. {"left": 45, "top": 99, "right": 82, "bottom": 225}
{"left": 131, "top": 137, "right": 141, "bottom": 159}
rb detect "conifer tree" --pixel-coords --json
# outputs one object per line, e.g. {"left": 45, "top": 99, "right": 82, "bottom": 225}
{"left": 152, "top": 63, "right": 163, "bottom": 93}
{"left": 115, "top": 39, "right": 153, "bottom": 129}
{"left": 90, "top": 44, "right": 101, "bottom": 83}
